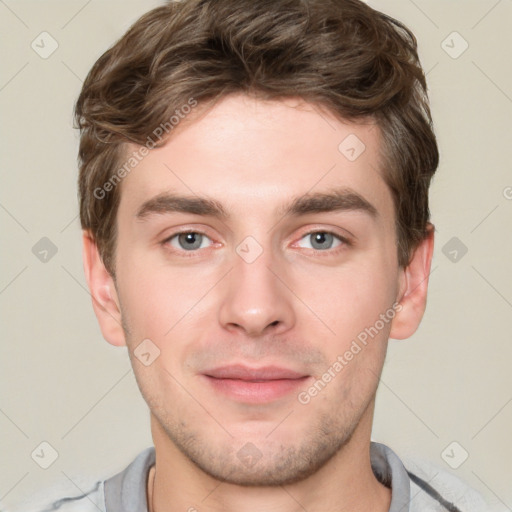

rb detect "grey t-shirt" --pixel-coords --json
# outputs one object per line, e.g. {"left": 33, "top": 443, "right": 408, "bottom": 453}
{"left": 22, "top": 442, "right": 489, "bottom": 512}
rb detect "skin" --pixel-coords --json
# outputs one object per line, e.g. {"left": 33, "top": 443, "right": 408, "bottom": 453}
{"left": 83, "top": 93, "right": 434, "bottom": 512}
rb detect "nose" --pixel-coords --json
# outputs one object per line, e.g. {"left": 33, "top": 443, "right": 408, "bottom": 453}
{"left": 218, "top": 245, "right": 296, "bottom": 337}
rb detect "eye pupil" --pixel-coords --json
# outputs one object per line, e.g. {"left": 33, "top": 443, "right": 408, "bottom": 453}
{"left": 310, "top": 232, "right": 333, "bottom": 250}
{"left": 178, "top": 232, "right": 202, "bottom": 250}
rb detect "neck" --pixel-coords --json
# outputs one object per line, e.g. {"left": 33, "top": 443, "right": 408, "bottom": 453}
{"left": 147, "top": 403, "right": 391, "bottom": 512}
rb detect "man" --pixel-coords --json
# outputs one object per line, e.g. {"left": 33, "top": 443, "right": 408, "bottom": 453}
{"left": 32, "top": 0, "right": 489, "bottom": 510}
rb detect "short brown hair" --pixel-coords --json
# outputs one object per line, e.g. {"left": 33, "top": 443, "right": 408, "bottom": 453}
{"left": 75, "top": 0, "right": 439, "bottom": 276}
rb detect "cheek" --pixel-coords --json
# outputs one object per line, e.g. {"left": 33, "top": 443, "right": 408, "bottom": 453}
{"left": 116, "top": 251, "right": 218, "bottom": 342}
{"left": 290, "top": 256, "right": 398, "bottom": 342}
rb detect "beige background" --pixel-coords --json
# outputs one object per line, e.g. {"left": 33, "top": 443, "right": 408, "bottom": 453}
{"left": 1, "top": 0, "right": 511, "bottom": 510}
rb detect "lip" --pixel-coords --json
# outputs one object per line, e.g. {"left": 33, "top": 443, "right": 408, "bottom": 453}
{"left": 202, "top": 364, "right": 311, "bottom": 403}
{"left": 204, "top": 364, "right": 307, "bottom": 380}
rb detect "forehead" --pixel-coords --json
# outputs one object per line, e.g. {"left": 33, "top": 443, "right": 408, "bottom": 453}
{"left": 117, "top": 94, "right": 394, "bottom": 226}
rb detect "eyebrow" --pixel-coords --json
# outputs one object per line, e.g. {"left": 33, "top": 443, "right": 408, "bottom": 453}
{"left": 135, "top": 187, "right": 378, "bottom": 221}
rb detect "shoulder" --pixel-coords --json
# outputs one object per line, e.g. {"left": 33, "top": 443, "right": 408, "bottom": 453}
{"left": 371, "top": 441, "right": 492, "bottom": 512}
{"left": 12, "top": 480, "right": 105, "bottom": 512}
{"left": 403, "top": 455, "right": 491, "bottom": 512}
{"left": 13, "top": 447, "right": 155, "bottom": 512}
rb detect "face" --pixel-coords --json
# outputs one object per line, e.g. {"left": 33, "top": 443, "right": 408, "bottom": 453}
{"left": 105, "top": 94, "right": 407, "bottom": 485}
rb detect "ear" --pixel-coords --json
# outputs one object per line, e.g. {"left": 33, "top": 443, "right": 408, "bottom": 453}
{"left": 389, "top": 223, "right": 435, "bottom": 340}
{"left": 82, "top": 230, "right": 126, "bottom": 347}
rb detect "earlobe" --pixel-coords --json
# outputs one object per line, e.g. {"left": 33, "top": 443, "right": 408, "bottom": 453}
{"left": 82, "top": 231, "right": 126, "bottom": 347}
{"left": 389, "top": 223, "right": 435, "bottom": 340}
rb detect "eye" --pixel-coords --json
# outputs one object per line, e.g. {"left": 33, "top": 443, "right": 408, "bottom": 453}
{"left": 164, "top": 231, "right": 214, "bottom": 252}
{"left": 296, "top": 231, "right": 347, "bottom": 251}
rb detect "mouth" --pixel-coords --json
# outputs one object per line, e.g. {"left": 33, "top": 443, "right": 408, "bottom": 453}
{"left": 201, "top": 364, "right": 311, "bottom": 404}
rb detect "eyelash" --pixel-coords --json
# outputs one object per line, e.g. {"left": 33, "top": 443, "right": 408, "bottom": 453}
{"left": 161, "top": 229, "right": 351, "bottom": 258}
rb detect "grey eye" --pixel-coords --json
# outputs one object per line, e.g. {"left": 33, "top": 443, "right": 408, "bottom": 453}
{"left": 169, "top": 232, "right": 211, "bottom": 251}
{"left": 297, "top": 232, "right": 342, "bottom": 251}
